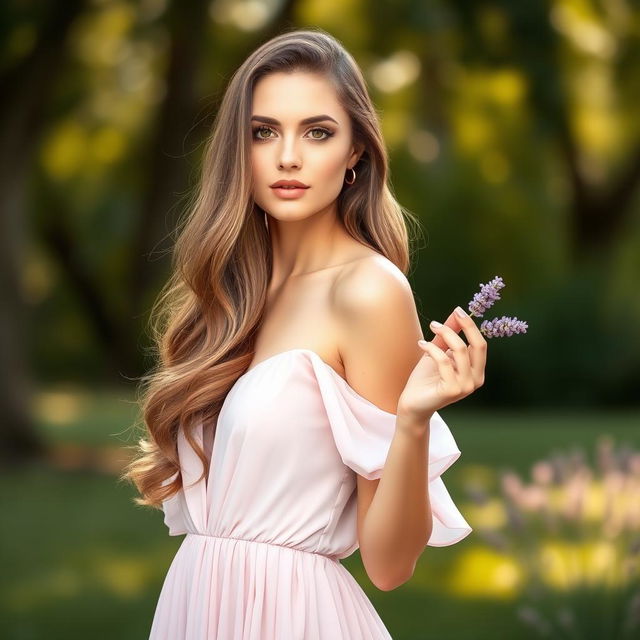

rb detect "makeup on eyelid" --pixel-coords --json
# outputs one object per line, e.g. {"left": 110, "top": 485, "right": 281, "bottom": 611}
{"left": 252, "top": 126, "right": 335, "bottom": 142}
{"left": 250, "top": 73, "right": 358, "bottom": 220}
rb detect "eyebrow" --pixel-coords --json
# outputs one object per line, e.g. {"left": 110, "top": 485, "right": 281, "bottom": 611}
{"left": 250, "top": 114, "right": 339, "bottom": 126}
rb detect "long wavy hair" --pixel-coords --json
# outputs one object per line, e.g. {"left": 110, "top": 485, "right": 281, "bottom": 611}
{"left": 121, "top": 27, "right": 420, "bottom": 508}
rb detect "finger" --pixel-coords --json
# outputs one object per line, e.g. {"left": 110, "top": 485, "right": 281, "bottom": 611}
{"left": 442, "top": 308, "right": 464, "bottom": 333}
{"left": 418, "top": 340, "right": 459, "bottom": 390}
{"left": 429, "top": 321, "right": 473, "bottom": 381}
{"left": 445, "top": 348, "right": 458, "bottom": 371}
{"left": 429, "top": 312, "right": 463, "bottom": 353}
{"left": 451, "top": 307, "right": 487, "bottom": 383}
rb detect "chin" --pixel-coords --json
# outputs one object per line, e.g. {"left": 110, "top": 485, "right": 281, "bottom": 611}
{"left": 267, "top": 208, "right": 315, "bottom": 222}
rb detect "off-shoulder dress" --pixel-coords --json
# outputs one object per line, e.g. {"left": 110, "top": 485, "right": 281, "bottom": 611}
{"left": 148, "top": 348, "right": 472, "bottom": 639}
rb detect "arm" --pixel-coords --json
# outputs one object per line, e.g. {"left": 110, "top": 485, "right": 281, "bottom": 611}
{"left": 334, "top": 258, "right": 486, "bottom": 591}
{"left": 361, "top": 416, "right": 433, "bottom": 591}
{"left": 334, "top": 258, "right": 431, "bottom": 591}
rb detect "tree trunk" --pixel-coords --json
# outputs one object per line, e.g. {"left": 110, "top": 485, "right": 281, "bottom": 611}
{"left": 0, "top": 0, "right": 86, "bottom": 464}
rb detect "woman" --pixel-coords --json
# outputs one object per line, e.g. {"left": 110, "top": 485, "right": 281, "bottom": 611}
{"left": 123, "top": 28, "right": 485, "bottom": 639}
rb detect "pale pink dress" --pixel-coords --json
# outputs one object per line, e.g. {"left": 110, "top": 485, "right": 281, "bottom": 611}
{"left": 149, "top": 348, "right": 472, "bottom": 639}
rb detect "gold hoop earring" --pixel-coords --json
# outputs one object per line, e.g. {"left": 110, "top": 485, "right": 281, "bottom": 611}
{"left": 345, "top": 167, "right": 356, "bottom": 185}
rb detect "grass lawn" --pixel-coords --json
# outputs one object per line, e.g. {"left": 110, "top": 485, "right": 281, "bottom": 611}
{"left": 2, "top": 389, "right": 638, "bottom": 640}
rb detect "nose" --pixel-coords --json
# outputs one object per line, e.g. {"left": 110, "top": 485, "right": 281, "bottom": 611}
{"left": 277, "top": 134, "right": 301, "bottom": 169}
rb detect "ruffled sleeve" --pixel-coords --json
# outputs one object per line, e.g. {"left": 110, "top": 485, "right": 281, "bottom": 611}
{"left": 161, "top": 416, "right": 209, "bottom": 535}
{"left": 161, "top": 469, "right": 186, "bottom": 536}
{"left": 304, "top": 350, "right": 472, "bottom": 547}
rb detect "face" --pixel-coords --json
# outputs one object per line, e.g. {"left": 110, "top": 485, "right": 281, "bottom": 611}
{"left": 250, "top": 70, "right": 362, "bottom": 221}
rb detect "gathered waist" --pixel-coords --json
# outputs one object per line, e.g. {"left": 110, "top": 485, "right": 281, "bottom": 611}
{"left": 185, "top": 532, "right": 340, "bottom": 562}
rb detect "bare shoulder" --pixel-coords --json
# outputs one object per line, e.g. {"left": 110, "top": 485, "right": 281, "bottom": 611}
{"left": 329, "top": 251, "right": 423, "bottom": 413}
{"left": 332, "top": 252, "right": 415, "bottom": 320}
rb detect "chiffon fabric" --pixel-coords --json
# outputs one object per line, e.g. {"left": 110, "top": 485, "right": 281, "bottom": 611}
{"left": 149, "top": 348, "right": 472, "bottom": 639}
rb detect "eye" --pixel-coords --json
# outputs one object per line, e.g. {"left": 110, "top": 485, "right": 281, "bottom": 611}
{"left": 308, "top": 127, "right": 333, "bottom": 140}
{"left": 251, "top": 126, "right": 334, "bottom": 141}
{"left": 253, "top": 126, "right": 274, "bottom": 140}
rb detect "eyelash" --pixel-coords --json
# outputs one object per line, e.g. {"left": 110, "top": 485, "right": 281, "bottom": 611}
{"left": 251, "top": 126, "right": 334, "bottom": 142}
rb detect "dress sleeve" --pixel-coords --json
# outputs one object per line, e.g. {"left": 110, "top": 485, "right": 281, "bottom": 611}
{"left": 161, "top": 469, "right": 187, "bottom": 536}
{"left": 162, "top": 472, "right": 186, "bottom": 536}
{"left": 306, "top": 351, "right": 473, "bottom": 547}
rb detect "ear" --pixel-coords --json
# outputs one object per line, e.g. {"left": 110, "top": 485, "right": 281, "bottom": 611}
{"left": 348, "top": 141, "right": 365, "bottom": 168}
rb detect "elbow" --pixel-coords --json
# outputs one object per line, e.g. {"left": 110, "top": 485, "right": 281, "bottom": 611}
{"left": 372, "top": 568, "right": 413, "bottom": 592}
{"left": 362, "top": 528, "right": 431, "bottom": 591}
{"left": 368, "top": 562, "right": 415, "bottom": 592}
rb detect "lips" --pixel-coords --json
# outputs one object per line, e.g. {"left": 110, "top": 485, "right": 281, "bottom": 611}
{"left": 270, "top": 180, "right": 309, "bottom": 189}
{"left": 270, "top": 181, "right": 309, "bottom": 199}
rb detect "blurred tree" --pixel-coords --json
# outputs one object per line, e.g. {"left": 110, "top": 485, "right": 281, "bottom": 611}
{"left": 1, "top": 0, "right": 637, "bottom": 461}
{"left": 0, "top": 0, "right": 87, "bottom": 462}
{"left": 128, "top": 0, "right": 211, "bottom": 310}
{"left": 448, "top": 0, "right": 640, "bottom": 264}
{"left": 1, "top": 0, "right": 299, "bottom": 464}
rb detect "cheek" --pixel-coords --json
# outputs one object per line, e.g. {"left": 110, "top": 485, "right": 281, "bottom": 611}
{"left": 251, "top": 149, "right": 267, "bottom": 178}
{"left": 250, "top": 143, "right": 349, "bottom": 188}
{"left": 310, "top": 148, "right": 349, "bottom": 184}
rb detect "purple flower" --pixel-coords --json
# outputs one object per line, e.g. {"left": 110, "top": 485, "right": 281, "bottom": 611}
{"left": 480, "top": 316, "right": 528, "bottom": 338}
{"left": 468, "top": 276, "right": 505, "bottom": 318}
{"left": 462, "top": 275, "right": 528, "bottom": 338}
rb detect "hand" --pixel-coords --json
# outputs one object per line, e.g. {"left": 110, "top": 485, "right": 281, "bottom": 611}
{"left": 397, "top": 306, "right": 488, "bottom": 423}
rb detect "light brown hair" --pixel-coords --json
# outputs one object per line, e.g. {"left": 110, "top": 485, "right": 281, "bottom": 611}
{"left": 121, "top": 27, "right": 420, "bottom": 508}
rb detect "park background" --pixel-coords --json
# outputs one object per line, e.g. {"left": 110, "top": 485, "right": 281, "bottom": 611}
{"left": 1, "top": 0, "right": 639, "bottom": 638}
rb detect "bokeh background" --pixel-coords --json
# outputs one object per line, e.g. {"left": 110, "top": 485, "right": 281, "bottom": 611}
{"left": 2, "top": 0, "right": 639, "bottom": 638}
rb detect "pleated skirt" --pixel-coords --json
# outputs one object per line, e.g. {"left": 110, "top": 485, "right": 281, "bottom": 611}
{"left": 148, "top": 534, "right": 393, "bottom": 639}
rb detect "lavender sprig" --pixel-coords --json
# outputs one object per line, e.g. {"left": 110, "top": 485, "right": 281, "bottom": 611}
{"left": 464, "top": 275, "right": 528, "bottom": 339}
{"left": 480, "top": 316, "right": 529, "bottom": 338}
{"left": 468, "top": 276, "right": 505, "bottom": 318}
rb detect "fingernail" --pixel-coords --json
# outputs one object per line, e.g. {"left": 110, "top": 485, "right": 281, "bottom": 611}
{"left": 430, "top": 320, "right": 442, "bottom": 328}
{"left": 455, "top": 306, "right": 468, "bottom": 318}
{"left": 418, "top": 339, "right": 428, "bottom": 346}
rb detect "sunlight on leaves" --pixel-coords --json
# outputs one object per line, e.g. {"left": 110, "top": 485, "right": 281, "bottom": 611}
{"left": 35, "top": 390, "right": 89, "bottom": 426}
{"left": 92, "top": 553, "right": 155, "bottom": 597}
{"left": 487, "top": 70, "right": 527, "bottom": 107}
{"left": 369, "top": 51, "right": 421, "bottom": 93}
{"left": 209, "top": 0, "right": 279, "bottom": 31}
{"left": 22, "top": 247, "right": 57, "bottom": 304}
{"left": 454, "top": 111, "right": 493, "bottom": 153}
{"left": 407, "top": 129, "right": 440, "bottom": 164}
{"left": 91, "top": 126, "right": 127, "bottom": 165}
{"left": 382, "top": 111, "right": 413, "bottom": 149}
{"left": 463, "top": 437, "right": 640, "bottom": 638}
{"left": 71, "top": 2, "right": 136, "bottom": 67}
{"left": 297, "top": 0, "right": 367, "bottom": 45}
{"left": 538, "top": 540, "right": 621, "bottom": 590}
{"left": 40, "top": 121, "right": 88, "bottom": 180}
{"left": 446, "top": 547, "right": 525, "bottom": 599}
{"left": 451, "top": 67, "right": 527, "bottom": 158}
{"left": 464, "top": 497, "right": 508, "bottom": 529}
{"left": 551, "top": 1, "right": 617, "bottom": 58}
{"left": 480, "top": 151, "right": 510, "bottom": 184}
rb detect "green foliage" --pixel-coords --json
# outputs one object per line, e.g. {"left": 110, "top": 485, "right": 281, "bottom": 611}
{"left": 3, "top": 0, "right": 638, "bottom": 405}
{"left": 3, "top": 393, "right": 638, "bottom": 639}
